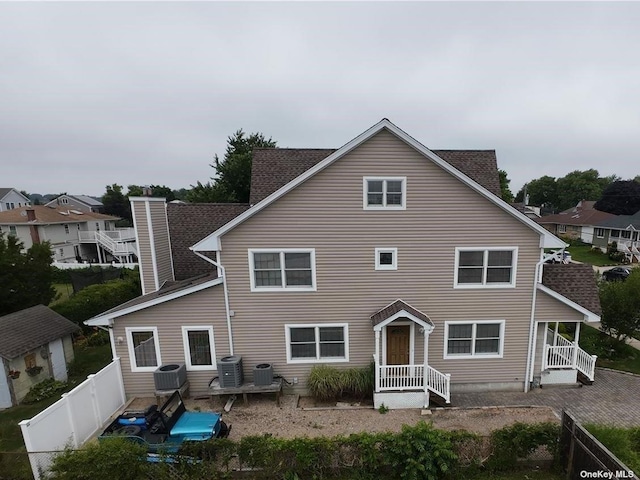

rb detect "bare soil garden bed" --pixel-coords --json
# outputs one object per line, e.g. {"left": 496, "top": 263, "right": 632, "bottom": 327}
{"left": 129, "top": 394, "right": 559, "bottom": 439}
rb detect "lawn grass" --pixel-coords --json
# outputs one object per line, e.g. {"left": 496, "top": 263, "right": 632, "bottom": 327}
{"left": 579, "top": 324, "right": 640, "bottom": 375}
{"left": 565, "top": 245, "right": 620, "bottom": 267}
{"left": 0, "top": 343, "right": 111, "bottom": 452}
{"left": 49, "top": 283, "right": 73, "bottom": 306}
{"left": 584, "top": 424, "right": 640, "bottom": 473}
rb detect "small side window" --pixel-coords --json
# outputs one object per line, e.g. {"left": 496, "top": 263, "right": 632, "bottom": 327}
{"left": 375, "top": 248, "right": 398, "bottom": 271}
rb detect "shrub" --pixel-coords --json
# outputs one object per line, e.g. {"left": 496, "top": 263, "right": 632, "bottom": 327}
{"left": 51, "top": 276, "right": 141, "bottom": 329}
{"left": 22, "top": 378, "right": 68, "bottom": 404}
{"left": 307, "top": 363, "right": 374, "bottom": 401}
{"left": 487, "top": 422, "right": 560, "bottom": 471}
{"left": 50, "top": 437, "right": 149, "bottom": 480}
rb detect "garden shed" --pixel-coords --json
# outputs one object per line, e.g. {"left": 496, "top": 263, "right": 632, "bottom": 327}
{"left": 0, "top": 305, "right": 79, "bottom": 408}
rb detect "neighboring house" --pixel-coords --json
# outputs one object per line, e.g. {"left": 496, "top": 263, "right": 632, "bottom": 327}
{"left": 45, "top": 194, "right": 104, "bottom": 213}
{"left": 591, "top": 211, "right": 640, "bottom": 262}
{"left": 0, "top": 205, "right": 137, "bottom": 263}
{"left": 0, "top": 188, "right": 31, "bottom": 212}
{"left": 0, "top": 305, "right": 79, "bottom": 408}
{"left": 86, "top": 119, "right": 601, "bottom": 409}
{"left": 510, "top": 202, "right": 541, "bottom": 219}
{"left": 536, "top": 200, "right": 616, "bottom": 244}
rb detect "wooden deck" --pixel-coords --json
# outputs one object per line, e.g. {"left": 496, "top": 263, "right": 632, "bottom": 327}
{"left": 208, "top": 378, "right": 283, "bottom": 406}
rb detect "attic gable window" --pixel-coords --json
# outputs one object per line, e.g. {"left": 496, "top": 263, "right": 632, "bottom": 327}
{"left": 454, "top": 247, "right": 518, "bottom": 288}
{"left": 249, "top": 249, "right": 316, "bottom": 292}
{"left": 363, "top": 177, "right": 406, "bottom": 210}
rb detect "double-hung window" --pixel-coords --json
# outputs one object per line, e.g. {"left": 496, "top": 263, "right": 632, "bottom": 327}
{"left": 249, "top": 249, "right": 316, "bottom": 291}
{"left": 455, "top": 247, "right": 517, "bottom": 288}
{"left": 444, "top": 321, "right": 504, "bottom": 358}
{"left": 595, "top": 228, "right": 605, "bottom": 238}
{"left": 126, "top": 327, "right": 161, "bottom": 372}
{"left": 181, "top": 326, "right": 216, "bottom": 370}
{"left": 285, "top": 324, "right": 349, "bottom": 363}
{"left": 363, "top": 177, "right": 406, "bottom": 210}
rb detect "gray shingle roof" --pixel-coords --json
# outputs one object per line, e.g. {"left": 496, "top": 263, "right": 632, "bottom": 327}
{"left": 88, "top": 273, "right": 221, "bottom": 321}
{"left": 594, "top": 211, "right": 640, "bottom": 230}
{"left": 370, "top": 300, "right": 434, "bottom": 327}
{"left": 542, "top": 263, "right": 602, "bottom": 316}
{"left": 249, "top": 148, "right": 501, "bottom": 205}
{"left": 167, "top": 203, "right": 250, "bottom": 280}
{"left": 0, "top": 188, "right": 12, "bottom": 199}
{"left": 0, "top": 305, "right": 79, "bottom": 360}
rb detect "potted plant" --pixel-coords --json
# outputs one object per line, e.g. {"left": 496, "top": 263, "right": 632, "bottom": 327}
{"left": 9, "top": 369, "right": 20, "bottom": 379}
{"left": 26, "top": 366, "right": 43, "bottom": 377}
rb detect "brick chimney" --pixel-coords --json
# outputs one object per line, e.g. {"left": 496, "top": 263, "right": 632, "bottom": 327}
{"left": 129, "top": 197, "right": 174, "bottom": 294}
{"left": 26, "top": 209, "right": 41, "bottom": 244}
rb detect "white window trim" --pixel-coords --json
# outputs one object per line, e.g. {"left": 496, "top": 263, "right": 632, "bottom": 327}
{"left": 248, "top": 248, "right": 317, "bottom": 292}
{"left": 285, "top": 323, "right": 349, "bottom": 364}
{"left": 181, "top": 326, "right": 216, "bottom": 371}
{"left": 443, "top": 320, "right": 505, "bottom": 359}
{"left": 125, "top": 326, "right": 162, "bottom": 373}
{"left": 375, "top": 247, "right": 398, "bottom": 271}
{"left": 595, "top": 228, "right": 605, "bottom": 239}
{"left": 362, "top": 177, "right": 407, "bottom": 210}
{"left": 558, "top": 224, "right": 567, "bottom": 234}
{"left": 453, "top": 247, "right": 518, "bottom": 289}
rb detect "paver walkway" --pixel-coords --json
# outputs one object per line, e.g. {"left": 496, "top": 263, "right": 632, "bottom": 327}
{"left": 452, "top": 368, "right": 640, "bottom": 427}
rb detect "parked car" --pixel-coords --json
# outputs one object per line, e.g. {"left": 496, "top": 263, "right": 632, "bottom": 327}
{"left": 99, "top": 391, "right": 229, "bottom": 453}
{"left": 602, "top": 267, "right": 631, "bottom": 282}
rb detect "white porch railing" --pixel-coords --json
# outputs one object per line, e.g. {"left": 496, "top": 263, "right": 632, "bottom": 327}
{"left": 543, "top": 344, "right": 597, "bottom": 382}
{"left": 78, "top": 230, "right": 138, "bottom": 256}
{"left": 373, "top": 355, "right": 451, "bottom": 404}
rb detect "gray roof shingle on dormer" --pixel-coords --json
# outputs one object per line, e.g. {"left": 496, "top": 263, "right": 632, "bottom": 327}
{"left": 167, "top": 202, "right": 250, "bottom": 280}
{"left": 542, "top": 263, "right": 602, "bottom": 316}
{"left": 249, "top": 148, "right": 501, "bottom": 205}
{"left": 0, "top": 305, "right": 79, "bottom": 360}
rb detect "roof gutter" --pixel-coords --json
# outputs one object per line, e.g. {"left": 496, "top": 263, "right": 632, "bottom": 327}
{"left": 191, "top": 250, "right": 234, "bottom": 355}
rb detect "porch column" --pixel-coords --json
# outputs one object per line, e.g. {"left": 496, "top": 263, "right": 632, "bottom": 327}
{"left": 423, "top": 329, "right": 428, "bottom": 393}
{"left": 374, "top": 330, "right": 380, "bottom": 393}
{"left": 97, "top": 245, "right": 103, "bottom": 263}
{"left": 554, "top": 322, "right": 559, "bottom": 346}
{"left": 573, "top": 322, "right": 581, "bottom": 368}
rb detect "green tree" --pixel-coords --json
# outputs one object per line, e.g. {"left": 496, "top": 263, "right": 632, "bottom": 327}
{"left": 498, "top": 169, "right": 514, "bottom": 202}
{"left": 594, "top": 180, "right": 640, "bottom": 215}
{"left": 599, "top": 269, "right": 640, "bottom": 343}
{"left": 187, "top": 130, "right": 277, "bottom": 203}
{"left": 126, "top": 185, "right": 176, "bottom": 202}
{"left": 515, "top": 176, "right": 559, "bottom": 209}
{"left": 101, "top": 184, "right": 131, "bottom": 223}
{"left": 555, "top": 169, "right": 612, "bottom": 211}
{"left": 0, "top": 234, "right": 56, "bottom": 315}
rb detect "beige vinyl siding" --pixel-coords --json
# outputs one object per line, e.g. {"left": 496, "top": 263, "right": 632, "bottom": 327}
{"left": 220, "top": 129, "right": 542, "bottom": 389}
{"left": 534, "top": 290, "right": 585, "bottom": 323}
{"left": 132, "top": 201, "right": 155, "bottom": 294}
{"left": 148, "top": 201, "right": 174, "bottom": 287}
{"left": 113, "top": 285, "right": 229, "bottom": 397}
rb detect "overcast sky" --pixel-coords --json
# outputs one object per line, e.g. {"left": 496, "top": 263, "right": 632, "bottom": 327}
{"left": 2, "top": 2, "right": 640, "bottom": 198}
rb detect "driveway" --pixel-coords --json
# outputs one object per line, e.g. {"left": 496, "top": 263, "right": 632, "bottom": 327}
{"left": 452, "top": 368, "right": 640, "bottom": 427}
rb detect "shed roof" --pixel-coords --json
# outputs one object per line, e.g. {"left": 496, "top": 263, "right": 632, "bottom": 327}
{"left": 541, "top": 263, "right": 602, "bottom": 316}
{"left": 0, "top": 305, "right": 79, "bottom": 360}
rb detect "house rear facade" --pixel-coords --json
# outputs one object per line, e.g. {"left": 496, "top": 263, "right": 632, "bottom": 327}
{"left": 87, "top": 119, "right": 601, "bottom": 409}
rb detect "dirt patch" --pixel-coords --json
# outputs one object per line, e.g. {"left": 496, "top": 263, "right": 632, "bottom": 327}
{"left": 128, "top": 394, "right": 559, "bottom": 439}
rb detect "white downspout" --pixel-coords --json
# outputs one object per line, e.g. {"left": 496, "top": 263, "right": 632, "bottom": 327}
{"left": 524, "top": 255, "right": 546, "bottom": 393}
{"left": 192, "top": 250, "right": 234, "bottom": 355}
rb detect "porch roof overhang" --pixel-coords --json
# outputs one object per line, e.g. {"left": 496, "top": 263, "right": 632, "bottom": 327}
{"left": 537, "top": 284, "right": 601, "bottom": 322}
{"left": 370, "top": 299, "right": 435, "bottom": 333}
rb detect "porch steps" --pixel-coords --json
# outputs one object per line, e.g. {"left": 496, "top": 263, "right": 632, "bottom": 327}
{"left": 429, "top": 392, "right": 451, "bottom": 408}
{"left": 577, "top": 370, "right": 594, "bottom": 386}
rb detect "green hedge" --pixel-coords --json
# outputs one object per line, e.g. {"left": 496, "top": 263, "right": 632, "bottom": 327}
{"left": 48, "top": 421, "right": 560, "bottom": 480}
{"left": 51, "top": 276, "right": 141, "bottom": 329}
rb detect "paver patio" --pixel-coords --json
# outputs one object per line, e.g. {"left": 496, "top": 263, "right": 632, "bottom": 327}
{"left": 452, "top": 368, "right": 640, "bottom": 426}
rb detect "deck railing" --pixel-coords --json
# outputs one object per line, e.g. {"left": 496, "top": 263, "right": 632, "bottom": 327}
{"left": 543, "top": 344, "right": 597, "bottom": 382}
{"left": 373, "top": 356, "right": 450, "bottom": 404}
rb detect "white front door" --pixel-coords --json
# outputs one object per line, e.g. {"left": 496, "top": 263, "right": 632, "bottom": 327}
{"left": 50, "top": 338, "right": 67, "bottom": 381}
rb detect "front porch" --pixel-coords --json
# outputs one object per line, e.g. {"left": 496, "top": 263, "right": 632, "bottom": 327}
{"left": 540, "top": 322, "right": 597, "bottom": 385}
{"left": 370, "top": 300, "right": 451, "bottom": 409}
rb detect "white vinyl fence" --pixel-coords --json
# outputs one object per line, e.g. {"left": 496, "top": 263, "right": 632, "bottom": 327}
{"left": 52, "top": 261, "right": 138, "bottom": 270}
{"left": 19, "top": 358, "right": 126, "bottom": 480}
